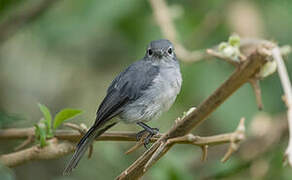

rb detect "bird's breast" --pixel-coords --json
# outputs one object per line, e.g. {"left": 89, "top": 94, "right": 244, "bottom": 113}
{"left": 119, "top": 64, "right": 182, "bottom": 124}
{"left": 153, "top": 66, "right": 182, "bottom": 111}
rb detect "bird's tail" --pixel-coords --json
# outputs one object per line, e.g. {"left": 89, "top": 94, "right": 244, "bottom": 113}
{"left": 63, "top": 121, "right": 117, "bottom": 175}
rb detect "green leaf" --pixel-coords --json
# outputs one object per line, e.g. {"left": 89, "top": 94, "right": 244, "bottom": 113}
{"left": 34, "top": 123, "right": 47, "bottom": 148}
{"left": 53, "top": 109, "right": 83, "bottom": 129}
{"left": 34, "top": 124, "right": 40, "bottom": 141}
{"left": 38, "top": 103, "right": 53, "bottom": 137}
{"left": 39, "top": 125, "right": 47, "bottom": 148}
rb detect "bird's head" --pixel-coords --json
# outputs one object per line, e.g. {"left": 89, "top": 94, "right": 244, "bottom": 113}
{"left": 145, "top": 39, "right": 176, "bottom": 61}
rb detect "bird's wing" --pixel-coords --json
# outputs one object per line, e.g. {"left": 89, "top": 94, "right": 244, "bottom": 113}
{"left": 94, "top": 60, "right": 159, "bottom": 126}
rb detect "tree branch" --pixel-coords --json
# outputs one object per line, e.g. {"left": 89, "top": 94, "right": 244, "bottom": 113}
{"left": 0, "top": 128, "right": 157, "bottom": 142}
{"left": 0, "top": 122, "right": 245, "bottom": 168}
{"left": 1, "top": 138, "right": 74, "bottom": 167}
{"left": 272, "top": 47, "right": 292, "bottom": 166}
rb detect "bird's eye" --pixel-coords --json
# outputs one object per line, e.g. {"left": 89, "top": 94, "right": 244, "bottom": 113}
{"left": 148, "top": 49, "right": 153, "bottom": 56}
{"left": 167, "top": 48, "right": 173, "bottom": 55}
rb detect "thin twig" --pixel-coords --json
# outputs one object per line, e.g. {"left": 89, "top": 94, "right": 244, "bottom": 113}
{"left": 206, "top": 49, "right": 240, "bottom": 66}
{"left": 0, "top": 128, "right": 159, "bottom": 142}
{"left": 14, "top": 135, "right": 34, "bottom": 151}
{"left": 221, "top": 118, "right": 245, "bottom": 162}
{"left": 272, "top": 47, "right": 292, "bottom": 166}
{"left": 63, "top": 122, "right": 88, "bottom": 134}
{"left": 201, "top": 145, "right": 208, "bottom": 162}
{"left": 125, "top": 140, "right": 144, "bottom": 155}
{"left": 88, "top": 145, "right": 93, "bottom": 159}
{"left": 125, "top": 132, "right": 154, "bottom": 155}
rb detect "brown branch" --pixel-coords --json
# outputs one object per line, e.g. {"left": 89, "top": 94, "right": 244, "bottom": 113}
{"left": 202, "top": 113, "right": 288, "bottom": 179}
{"left": 0, "top": 123, "right": 245, "bottom": 168}
{"left": 207, "top": 47, "right": 264, "bottom": 110}
{"left": 1, "top": 138, "right": 74, "bottom": 167}
{"left": 0, "top": 0, "right": 59, "bottom": 44}
{"left": 143, "top": 118, "right": 245, "bottom": 172}
{"left": 116, "top": 43, "right": 270, "bottom": 179}
{"left": 272, "top": 47, "right": 292, "bottom": 166}
{"left": 206, "top": 49, "right": 240, "bottom": 66}
{"left": 63, "top": 122, "right": 88, "bottom": 134}
{"left": 0, "top": 128, "right": 159, "bottom": 142}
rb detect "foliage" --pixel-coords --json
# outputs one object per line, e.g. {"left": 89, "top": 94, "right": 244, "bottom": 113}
{"left": 218, "top": 34, "right": 241, "bottom": 62}
{"left": 35, "top": 104, "right": 83, "bottom": 147}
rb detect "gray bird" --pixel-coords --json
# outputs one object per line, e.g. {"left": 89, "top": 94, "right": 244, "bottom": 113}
{"left": 63, "top": 39, "right": 182, "bottom": 175}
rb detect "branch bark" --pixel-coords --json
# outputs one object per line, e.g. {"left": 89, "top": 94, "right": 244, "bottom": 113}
{"left": 0, "top": 128, "right": 157, "bottom": 142}
{"left": 0, "top": 138, "right": 74, "bottom": 167}
{"left": 0, "top": 125, "right": 245, "bottom": 168}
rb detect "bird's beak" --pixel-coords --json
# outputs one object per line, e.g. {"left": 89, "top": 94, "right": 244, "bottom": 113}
{"left": 154, "top": 49, "right": 163, "bottom": 59}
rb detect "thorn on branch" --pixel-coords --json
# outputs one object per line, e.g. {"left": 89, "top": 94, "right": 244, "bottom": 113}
{"left": 282, "top": 95, "right": 290, "bottom": 108}
{"left": 221, "top": 118, "right": 245, "bottom": 163}
{"left": 88, "top": 144, "right": 93, "bottom": 159}
{"left": 249, "top": 78, "right": 263, "bottom": 110}
{"left": 221, "top": 142, "right": 239, "bottom": 163}
{"left": 201, "top": 145, "right": 208, "bottom": 162}
{"left": 176, "top": 107, "right": 197, "bottom": 124}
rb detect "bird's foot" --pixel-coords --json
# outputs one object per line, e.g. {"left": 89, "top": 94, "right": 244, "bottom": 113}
{"left": 136, "top": 122, "right": 159, "bottom": 148}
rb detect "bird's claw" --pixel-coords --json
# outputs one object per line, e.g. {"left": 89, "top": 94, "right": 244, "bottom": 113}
{"left": 136, "top": 129, "right": 147, "bottom": 141}
{"left": 136, "top": 128, "right": 159, "bottom": 148}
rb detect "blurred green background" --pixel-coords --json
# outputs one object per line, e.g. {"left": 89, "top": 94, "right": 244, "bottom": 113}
{"left": 0, "top": 0, "right": 292, "bottom": 179}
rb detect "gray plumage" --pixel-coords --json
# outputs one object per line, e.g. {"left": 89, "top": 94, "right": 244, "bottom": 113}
{"left": 63, "top": 39, "right": 182, "bottom": 175}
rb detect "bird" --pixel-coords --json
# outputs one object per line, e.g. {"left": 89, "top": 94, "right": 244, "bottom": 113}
{"left": 63, "top": 39, "right": 182, "bottom": 175}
